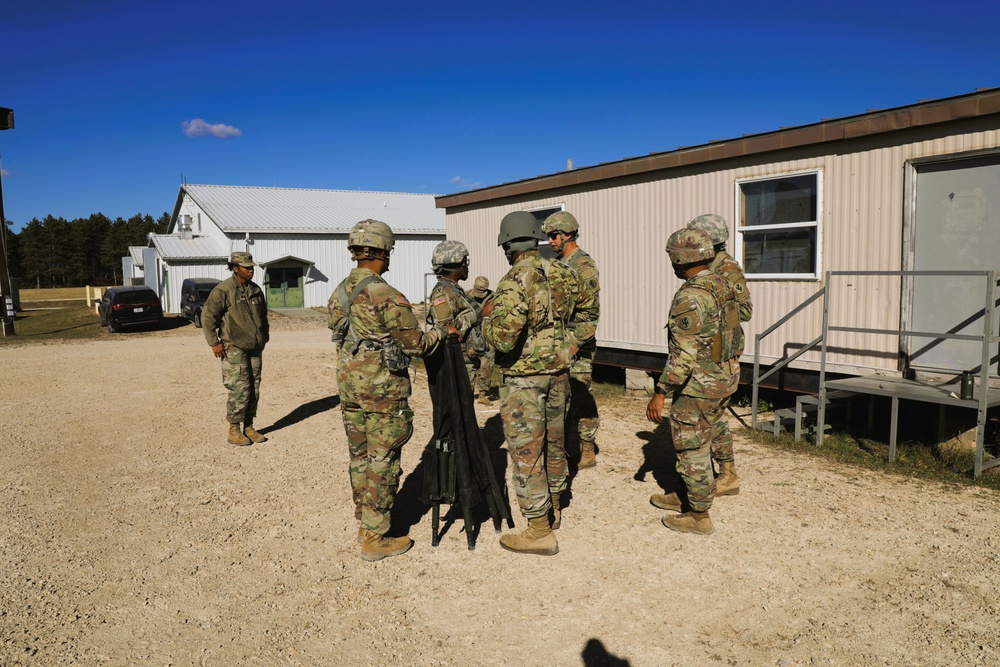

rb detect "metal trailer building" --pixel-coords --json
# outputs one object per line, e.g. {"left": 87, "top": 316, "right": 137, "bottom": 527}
{"left": 436, "top": 88, "right": 1000, "bottom": 389}
{"left": 143, "top": 184, "right": 445, "bottom": 314}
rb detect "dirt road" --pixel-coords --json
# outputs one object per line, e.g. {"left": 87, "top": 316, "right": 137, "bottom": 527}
{"left": 2, "top": 315, "right": 998, "bottom": 666}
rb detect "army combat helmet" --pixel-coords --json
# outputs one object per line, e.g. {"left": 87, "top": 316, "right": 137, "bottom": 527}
{"left": 686, "top": 214, "right": 729, "bottom": 246}
{"left": 498, "top": 211, "right": 545, "bottom": 260}
{"left": 348, "top": 219, "right": 394, "bottom": 260}
{"left": 541, "top": 211, "right": 579, "bottom": 236}
{"left": 431, "top": 240, "right": 470, "bottom": 273}
{"left": 666, "top": 228, "right": 715, "bottom": 266}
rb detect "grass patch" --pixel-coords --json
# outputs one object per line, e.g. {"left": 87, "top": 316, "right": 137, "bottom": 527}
{"left": 19, "top": 287, "right": 99, "bottom": 302}
{"left": 2, "top": 302, "right": 105, "bottom": 342}
{"left": 593, "top": 380, "right": 627, "bottom": 399}
{"left": 740, "top": 426, "right": 1000, "bottom": 491}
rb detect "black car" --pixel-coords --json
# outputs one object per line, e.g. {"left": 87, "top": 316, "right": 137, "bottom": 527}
{"left": 179, "top": 277, "right": 221, "bottom": 328}
{"left": 98, "top": 286, "right": 163, "bottom": 333}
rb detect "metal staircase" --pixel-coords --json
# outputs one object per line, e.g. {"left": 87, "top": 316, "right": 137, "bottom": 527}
{"left": 750, "top": 270, "right": 1000, "bottom": 477}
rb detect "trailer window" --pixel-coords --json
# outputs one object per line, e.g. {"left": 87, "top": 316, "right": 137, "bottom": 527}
{"left": 736, "top": 171, "right": 821, "bottom": 279}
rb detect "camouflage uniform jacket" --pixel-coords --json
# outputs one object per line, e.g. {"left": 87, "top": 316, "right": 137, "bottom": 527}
{"left": 201, "top": 274, "right": 269, "bottom": 352}
{"left": 563, "top": 246, "right": 601, "bottom": 352}
{"left": 712, "top": 250, "right": 752, "bottom": 322}
{"left": 656, "top": 269, "right": 740, "bottom": 399}
{"left": 427, "top": 278, "right": 480, "bottom": 360}
{"left": 483, "top": 250, "right": 598, "bottom": 377}
{"left": 328, "top": 268, "right": 446, "bottom": 411}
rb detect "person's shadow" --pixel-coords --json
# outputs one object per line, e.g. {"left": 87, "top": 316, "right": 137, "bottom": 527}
{"left": 581, "top": 638, "right": 631, "bottom": 666}
{"left": 634, "top": 419, "right": 686, "bottom": 498}
{"left": 259, "top": 395, "right": 340, "bottom": 435}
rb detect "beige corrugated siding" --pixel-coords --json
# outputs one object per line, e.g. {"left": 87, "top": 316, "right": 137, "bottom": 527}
{"left": 447, "top": 122, "right": 1000, "bottom": 375}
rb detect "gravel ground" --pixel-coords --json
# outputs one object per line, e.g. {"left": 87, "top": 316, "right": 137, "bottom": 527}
{"left": 1, "top": 312, "right": 999, "bottom": 666}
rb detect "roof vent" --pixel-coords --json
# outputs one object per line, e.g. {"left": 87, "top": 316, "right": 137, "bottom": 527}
{"left": 178, "top": 214, "right": 193, "bottom": 240}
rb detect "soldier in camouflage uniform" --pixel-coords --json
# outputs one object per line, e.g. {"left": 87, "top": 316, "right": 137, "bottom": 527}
{"left": 542, "top": 211, "right": 601, "bottom": 469}
{"left": 646, "top": 229, "right": 740, "bottom": 536}
{"left": 201, "top": 251, "right": 270, "bottom": 447}
{"left": 482, "top": 211, "right": 598, "bottom": 555}
{"left": 468, "top": 276, "right": 500, "bottom": 403}
{"left": 426, "top": 241, "right": 483, "bottom": 385}
{"left": 685, "top": 214, "right": 752, "bottom": 496}
{"left": 328, "top": 220, "right": 459, "bottom": 561}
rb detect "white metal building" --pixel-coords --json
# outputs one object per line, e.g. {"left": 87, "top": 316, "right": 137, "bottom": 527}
{"left": 436, "top": 88, "right": 1000, "bottom": 387}
{"left": 142, "top": 184, "right": 445, "bottom": 314}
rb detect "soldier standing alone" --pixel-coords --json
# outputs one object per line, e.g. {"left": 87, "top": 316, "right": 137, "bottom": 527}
{"left": 646, "top": 229, "right": 740, "bottom": 535}
{"left": 482, "top": 211, "right": 598, "bottom": 555}
{"left": 328, "top": 219, "right": 458, "bottom": 561}
{"left": 201, "top": 251, "right": 270, "bottom": 447}
{"left": 541, "top": 211, "right": 601, "bottom": 469}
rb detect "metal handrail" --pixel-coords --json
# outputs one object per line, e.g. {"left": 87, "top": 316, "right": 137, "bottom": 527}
{"left": 751, "top": 287, "right": 826, "bottom": 430}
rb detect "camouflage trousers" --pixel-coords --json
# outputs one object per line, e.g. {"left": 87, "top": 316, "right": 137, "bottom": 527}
{"left": 475, "top": 348, "right": 502, "bottom": 394}
{"left": 668, "top": 392, "right": 723, "bottom": 513}
{"left": 342, "top": 402, "right": 414, "bottom": 536}
{"left": 568, "top": 352, "right": 600, "bottom": 444}
{"left": 221, "top": 345, "right": 262, "bottom": 425}
{"left": 500, "top": 372, "right": 569, "bottom": 520}
{"left": 710, "top": 394, "right": 735, "bottom": 464}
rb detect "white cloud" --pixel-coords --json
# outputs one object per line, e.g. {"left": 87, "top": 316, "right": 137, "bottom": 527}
{"left": 182, "top": 118, "right": 242, "bottom": 138}
{"left": 449, "top": 176, "right": 481, "bottom": 189}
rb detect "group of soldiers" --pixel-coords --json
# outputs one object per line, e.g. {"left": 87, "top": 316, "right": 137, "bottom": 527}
{"left": 320, "top": 208, "right": 751, "bottom": 561}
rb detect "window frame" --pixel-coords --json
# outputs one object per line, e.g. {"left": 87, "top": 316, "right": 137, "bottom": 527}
{"left": 734, "top": 168, "right": 823, "bottom": 281}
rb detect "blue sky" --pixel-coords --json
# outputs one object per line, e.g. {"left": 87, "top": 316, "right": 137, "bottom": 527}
{"left": 2, "top": 0, "right": 998, "bottom": 231}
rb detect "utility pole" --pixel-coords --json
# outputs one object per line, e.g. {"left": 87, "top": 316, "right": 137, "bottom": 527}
{"left": 0, "top": 106, "right": 14, "bottom": 336}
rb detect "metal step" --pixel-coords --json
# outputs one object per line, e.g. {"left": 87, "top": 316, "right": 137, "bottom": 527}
{"left": 794, "top": 390, "right": 858, "bottom": 441}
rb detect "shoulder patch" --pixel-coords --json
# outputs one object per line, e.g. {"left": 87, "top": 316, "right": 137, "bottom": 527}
{"left": 433, "top": 295, "right": 447, "bottom": 306}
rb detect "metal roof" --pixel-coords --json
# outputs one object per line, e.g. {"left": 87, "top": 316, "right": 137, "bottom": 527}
{"left": 436, "top": 86, "right": 1000, "bottom": 209}
{"left": 149, "top": 234, "right": 227, "bottom": 261}
{"left": 175, "top": 185, "right": 445, "bottom": 235}
{"left": 128, "top": 246, "right": 145, "bottom": 266}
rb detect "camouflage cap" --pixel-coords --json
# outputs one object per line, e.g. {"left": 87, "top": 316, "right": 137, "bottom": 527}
{"left": 229, "top": 251, "right": 256, "bottom": 267}
{"left": 431, "top": 240, "right": 470, "bottom": 271}
{"left": 468, "top": 275, "right": 490, "bottom": 298}
{"left": 687, "top": 213, "right": 729, "bottom": 245}
{"left": 666, "top": 228, "right": 715, "bottom": 265}
{"left": 541, "top": 211, "right": 579, "bottom": 235}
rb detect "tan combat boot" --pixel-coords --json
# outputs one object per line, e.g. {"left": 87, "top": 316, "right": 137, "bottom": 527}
{"left": 550, "top": 494, "right": 562, "bottom": 530}
{"left": 227, "top": 423, "right": 252, "bottom": 446}
{"left": 243, "top": 422, "right": 268, "bottom": 444}
{"left": 360, "top": 529, "right": 413, "bottom": 562}
{"left": 499, "top": 516, "right": 559, "bottom": 556}
{"left": 662, "top": 510, "right": 714, "bottom": 535}
{"left": 578, "top": 441, "right": 597, "bottom": 469}
{"left": 715, "top": 461, "right": 741, "bottom": 496}
{"left": 649, "top": 492, "right": 683, "bottom": 513}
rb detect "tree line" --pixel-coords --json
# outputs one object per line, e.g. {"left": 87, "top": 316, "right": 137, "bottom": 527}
{"left": 2, "top": 212, "right": 171, "bottom": 288}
